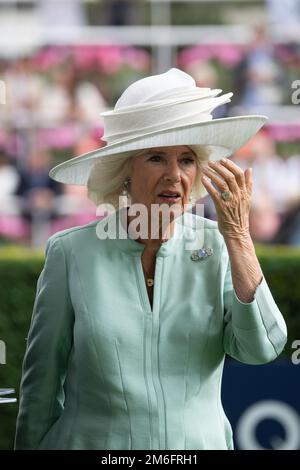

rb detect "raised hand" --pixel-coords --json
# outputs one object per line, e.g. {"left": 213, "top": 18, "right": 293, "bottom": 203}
{"left": 201, "top": 158, "right": 252, "bottom": 240}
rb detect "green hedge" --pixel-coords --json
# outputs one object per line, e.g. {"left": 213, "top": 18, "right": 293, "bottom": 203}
{"left": 0, "top": 247, "right": 44, "bottom": 450}
{"left": 0, "top": 244, "right": 300, "bottom": 450}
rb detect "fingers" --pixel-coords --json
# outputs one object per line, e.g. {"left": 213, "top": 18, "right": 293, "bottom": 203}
{"left": 201, "top": 174, "right": 222, "bottom": 203}
{"left": 244, "top": 167, "right": 253, "bottom": 195}
{"left": 202, "top": 166, "right": 229, "bottom": 193}
{"left": 206, "top": 161, "right": 238, "bottom": 193}
{"left": 201, "top": 157, "right": 252, "bottom": 203}
{"left": 201, "top": 158, "right": 252, "bottom": 238}
{"left": 207, "top": 159, "right": 246, "bottom": 192}
{"left": 218, "top": 158, "right": 247, "bottom": 189}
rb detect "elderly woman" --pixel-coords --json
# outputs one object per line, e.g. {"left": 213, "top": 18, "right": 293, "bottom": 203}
{"left": 15, "top": 68, "right": 287, "bottom": 450}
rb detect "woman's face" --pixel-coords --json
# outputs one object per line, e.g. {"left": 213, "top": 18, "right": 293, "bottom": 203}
{"left": 129, "top": 145, "right": 198, "bottom": 211}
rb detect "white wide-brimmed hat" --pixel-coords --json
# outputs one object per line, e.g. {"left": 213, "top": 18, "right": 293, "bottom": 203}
{"left": 49, "top": 67, "right": 268, "bottom": 185}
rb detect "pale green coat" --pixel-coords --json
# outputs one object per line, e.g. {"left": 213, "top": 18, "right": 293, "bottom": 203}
{"left": 15, "top": 208, "right": 287, "bottom": 450}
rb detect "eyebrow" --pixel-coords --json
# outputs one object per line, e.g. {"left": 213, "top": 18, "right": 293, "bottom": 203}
{"left": 144, "top": 150, "right": 195, "bottom": 157}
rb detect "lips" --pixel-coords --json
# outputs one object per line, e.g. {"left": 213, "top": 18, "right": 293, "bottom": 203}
{"left": 157, "top": 191, "right": 182, "bottom": 203}
{"left": 157, "top": 191, "right": 181, "bottom": 198}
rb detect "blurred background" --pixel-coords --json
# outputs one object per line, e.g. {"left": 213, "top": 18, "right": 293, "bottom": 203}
{"left": 0, "top": 0, "right": 300, "bottom": 451}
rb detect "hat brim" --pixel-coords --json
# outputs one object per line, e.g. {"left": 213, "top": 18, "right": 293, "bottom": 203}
{"left": 49, "top": 115, "right": 268, "bottom": 185}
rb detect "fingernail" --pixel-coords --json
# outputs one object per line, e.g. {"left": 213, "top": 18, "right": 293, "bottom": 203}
{"left": 220, "top": 158, "right": 226, "bottom": 163}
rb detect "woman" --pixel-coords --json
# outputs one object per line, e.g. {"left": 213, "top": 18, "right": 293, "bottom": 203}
{"left": 15, "top": 68, "right": 287, "bottom": 450}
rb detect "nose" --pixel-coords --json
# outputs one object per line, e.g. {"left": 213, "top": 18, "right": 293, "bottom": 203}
{"left": 163, "top": 161, "right": 181, "bottom": 183}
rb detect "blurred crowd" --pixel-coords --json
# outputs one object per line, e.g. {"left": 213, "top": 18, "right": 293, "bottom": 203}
{"left": 0, "top": 4, "right": 300, "bottom": 247}
{"left": 0, "top": 44, "right": 151, "bottom": 247}
{"left": 202, "top": 129, "right": 300, "bottom": 245}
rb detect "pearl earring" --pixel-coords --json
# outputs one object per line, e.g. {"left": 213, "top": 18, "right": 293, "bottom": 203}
{"left": 121, "top": 177, "right": 131, "bottom": 196}
{"left": 189, "top": 192, "right": 195, "bottom": 203}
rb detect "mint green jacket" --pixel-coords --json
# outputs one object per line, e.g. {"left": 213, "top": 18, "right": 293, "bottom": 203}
{"left": 15, "top": 208, "right": 287, "bottom": 450}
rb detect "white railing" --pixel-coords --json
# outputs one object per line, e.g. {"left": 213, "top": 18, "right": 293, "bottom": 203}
{"left": 0, "top": 389, "right": 17, "bottom": 404}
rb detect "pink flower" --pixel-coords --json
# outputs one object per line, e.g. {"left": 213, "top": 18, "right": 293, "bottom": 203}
{"left": 38, "top": 125, "right": 81, "bottom": 150}
{"left": 96, "top": 46, "right": 124, "bottom": 74}
{"left": 0, "top": 216, "right": 30, "bottom": 239}
{"left": 177, "top": 44, "right": 243, "bottom": 69}
{"left": 32, "top": 46, "right": 72, "bottom": 71}
{"left": 122, "top": 48, "right": 151, "bottom": 70}
{"left": 74, "top": 45, "right": 98, "bottom": 70}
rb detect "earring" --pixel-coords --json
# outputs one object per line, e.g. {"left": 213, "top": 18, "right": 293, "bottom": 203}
{"left": 121, "top": 177, "right": 131, "bottom": 196}
{"left": 189, "top": 192, "right": 195, "bottom": 203}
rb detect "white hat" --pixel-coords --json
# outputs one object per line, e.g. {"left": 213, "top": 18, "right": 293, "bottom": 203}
{"left": 49, "top": 68, "right": 268, "bottom": 185}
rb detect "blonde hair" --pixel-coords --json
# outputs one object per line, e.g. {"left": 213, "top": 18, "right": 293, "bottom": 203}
{"left": 87, "top": 145, "right": 210, "bottom": 211}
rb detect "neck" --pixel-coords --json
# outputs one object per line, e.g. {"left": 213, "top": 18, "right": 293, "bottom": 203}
{"left": 126, "top": 207, "right": 176, "bottom": 253}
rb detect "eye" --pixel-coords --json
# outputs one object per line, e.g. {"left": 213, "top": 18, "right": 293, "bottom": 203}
{"left": 148, "top": 155, "right": 162, "bottom": 162}
{"left": 182, "top": 158, "right": 195, "bottom": 165}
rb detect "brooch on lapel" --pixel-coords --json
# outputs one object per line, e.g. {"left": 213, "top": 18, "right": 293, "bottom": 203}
{"left": 190, "top": 247, "right": 213, "bottom": 261}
